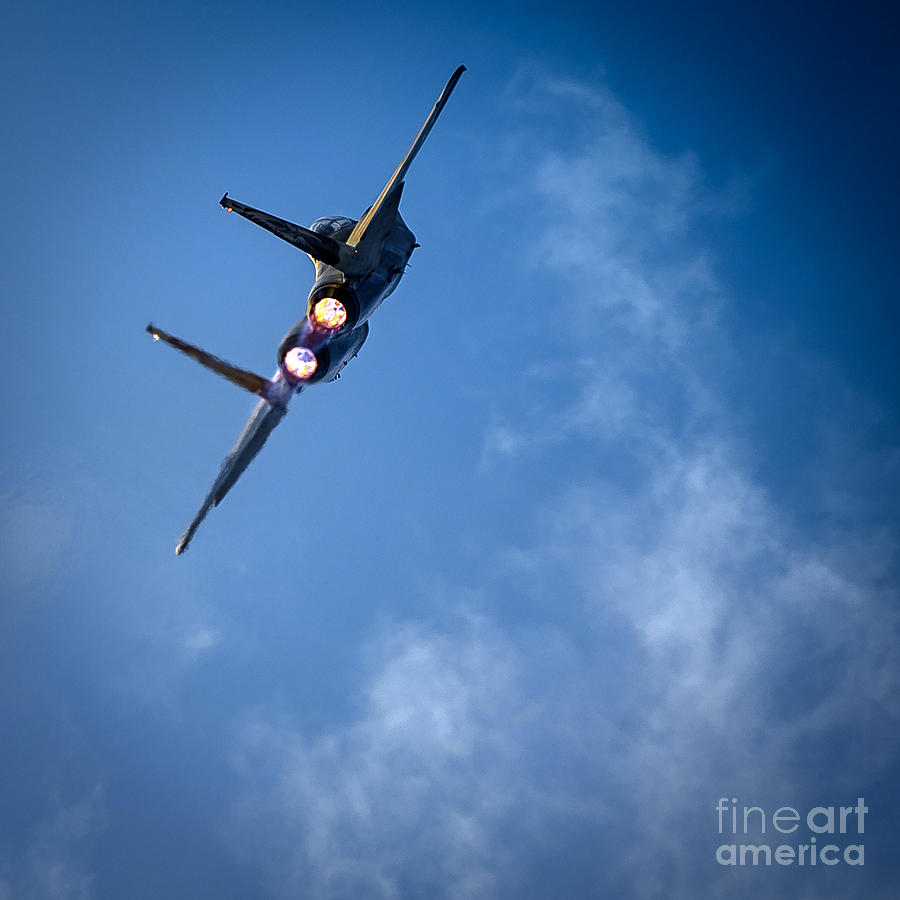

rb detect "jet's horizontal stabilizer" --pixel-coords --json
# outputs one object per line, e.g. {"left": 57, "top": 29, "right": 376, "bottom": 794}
{"left": 147, "top": 323, "right": 276, "bottom": 400}
{"left": 220, "top": 194, "right": 348, "bottom": 267}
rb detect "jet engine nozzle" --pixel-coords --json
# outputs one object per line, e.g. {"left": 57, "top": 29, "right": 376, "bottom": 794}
{"left": 283, "top": 346, "right": 318, "bottom": 382}
{"left": 313, "top": 297, "right": 348, "bottom": 331}
{"left": 306, "top": 282, "right": 360, "bottom": 333}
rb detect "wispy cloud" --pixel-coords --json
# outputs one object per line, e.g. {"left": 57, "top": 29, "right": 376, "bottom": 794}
{"left": 489, "top": 65, "right": 900, "bottom": 893}
{"left": 228, "top": 616, "right": 554, "bottom": 898}
{"left": 0, "top": 788, "right": 106, "bottom": 900}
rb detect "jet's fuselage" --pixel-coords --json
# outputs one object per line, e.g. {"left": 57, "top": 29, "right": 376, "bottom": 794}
{"left": 276, "top": 211, "right": 417, "bottom": 387}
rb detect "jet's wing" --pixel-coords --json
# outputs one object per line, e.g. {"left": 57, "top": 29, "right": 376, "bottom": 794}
{"left": 175, "top": 398, "right": 288, "bottom": 555}
{"left": 344, "top": 65, "right": 465, "bottom": 273}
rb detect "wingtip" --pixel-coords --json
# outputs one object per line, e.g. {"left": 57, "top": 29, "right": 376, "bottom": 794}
{"left": 175, "top": 524, "right": 194, "bottom": 556}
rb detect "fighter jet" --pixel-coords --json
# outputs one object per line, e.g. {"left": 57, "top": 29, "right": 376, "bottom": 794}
{"left": 148, "top": 65, "right": 465, "bottom": 554}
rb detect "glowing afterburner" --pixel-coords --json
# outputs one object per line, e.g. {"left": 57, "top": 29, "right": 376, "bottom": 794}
{"left": 313, "top": 297, "right": 348, "bottom": 330}
{"left": 284, "top": 347, "right": 318, "bottom": 380}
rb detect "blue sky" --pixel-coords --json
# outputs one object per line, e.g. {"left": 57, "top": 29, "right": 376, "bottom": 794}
{"left": 1, "top": 1, "right": 898, "bottom": 898}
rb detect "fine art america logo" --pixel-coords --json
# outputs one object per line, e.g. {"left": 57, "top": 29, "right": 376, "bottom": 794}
{"left": 715, "top": 797, "right": 867, "bottom": 867}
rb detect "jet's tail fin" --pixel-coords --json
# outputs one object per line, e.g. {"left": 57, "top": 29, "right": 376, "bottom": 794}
{"left": 344, "top": 65, "right": 465, "bottom": 273}
{"left": 345, "top": 181, "right": 405, "bottom": 276}
{"left": 147, "top": 324, "right": 277, "bottom": 401}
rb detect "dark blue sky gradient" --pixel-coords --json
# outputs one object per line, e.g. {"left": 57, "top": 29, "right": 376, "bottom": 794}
{"left": 1, "top": 2, "right": 898, "bottom": 898}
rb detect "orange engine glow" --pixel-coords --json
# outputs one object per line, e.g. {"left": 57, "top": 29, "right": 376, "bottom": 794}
{"left": 313, "top": 297, "right": 348, "bottom": 330}
{"left": 284, "top": 347, "right": 318, "bottom": 380}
